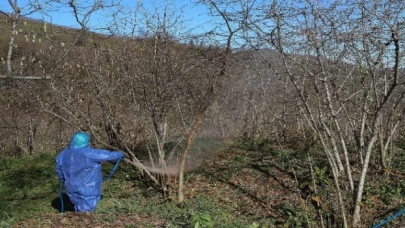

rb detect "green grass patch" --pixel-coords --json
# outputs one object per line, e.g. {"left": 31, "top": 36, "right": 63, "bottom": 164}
{"left": 0, "top": 154, "right": 60, "bottom": 220}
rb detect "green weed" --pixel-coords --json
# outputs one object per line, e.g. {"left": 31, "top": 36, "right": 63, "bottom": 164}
{"left": 380, "top": 181, "right": 405, "bottom": 203}
{"left": 191, "top": 212, "right": 214, "bottom": 228}
{"left": 313, "top": 167, "right": 330, "bottom": 187}
{"left": 276, "top": 202, "right": 313, "bottom": 227}
{"left": 0, "top": 212, "right": 14, "bottom": 228}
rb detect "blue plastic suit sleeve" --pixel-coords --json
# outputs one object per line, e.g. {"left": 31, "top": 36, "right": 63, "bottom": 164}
{"left": 85, "top": 148, "right": 124, "bottom": 163}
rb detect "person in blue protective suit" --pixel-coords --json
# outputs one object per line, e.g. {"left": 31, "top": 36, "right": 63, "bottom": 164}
{"left": 55, "top": 131, "right": 126, "bottom": 212}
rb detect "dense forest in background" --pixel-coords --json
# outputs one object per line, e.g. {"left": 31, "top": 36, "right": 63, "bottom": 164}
{"left": 2, "top": 0, "right": 405, "bottom": 227}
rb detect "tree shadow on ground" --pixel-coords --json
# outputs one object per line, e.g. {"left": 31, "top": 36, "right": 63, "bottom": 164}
{"left": 216, "top": 173, "right": 268, "bottom": 206}
{"left": 202, "top": 161, "right": 281, "bottom": 209}
{"left": 51, "top": 193, "right": 75, "bottom": 213}
{"left": 249, "top": 163, "right": 295, "bottom": 190}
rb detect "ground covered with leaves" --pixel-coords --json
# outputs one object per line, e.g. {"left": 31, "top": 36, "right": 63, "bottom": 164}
{"left": 1, "top": 141, "right": 405, "bottom": 227}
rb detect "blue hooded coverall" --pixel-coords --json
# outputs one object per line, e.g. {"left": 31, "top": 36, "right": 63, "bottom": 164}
{"left": 55, "top": 131, "right": 124, "bottom": 212}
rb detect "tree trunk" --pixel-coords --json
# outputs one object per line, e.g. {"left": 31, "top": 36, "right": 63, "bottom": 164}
{"left": 7, "top": 11, "right": 20, "bottom": 75}
{"left": 178, "top": 117, "right": 201, "bottom": 203}
{"left": 352, "top": 134, "right": 378, "bottom": 227}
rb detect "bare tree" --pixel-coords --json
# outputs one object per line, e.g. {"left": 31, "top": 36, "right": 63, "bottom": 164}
{"left": 201, "top": 0, "right": 405, "bottom": 227}
{"left": 0, "top": 0, "right": 54, "bottom": 77}
{"left": 260, "top": 1, "right": 405, "bottom": 227}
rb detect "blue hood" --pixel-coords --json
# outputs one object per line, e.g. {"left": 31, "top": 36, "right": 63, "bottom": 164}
{"left": 69, "top": 131, "right": 90, "bottom": 149}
